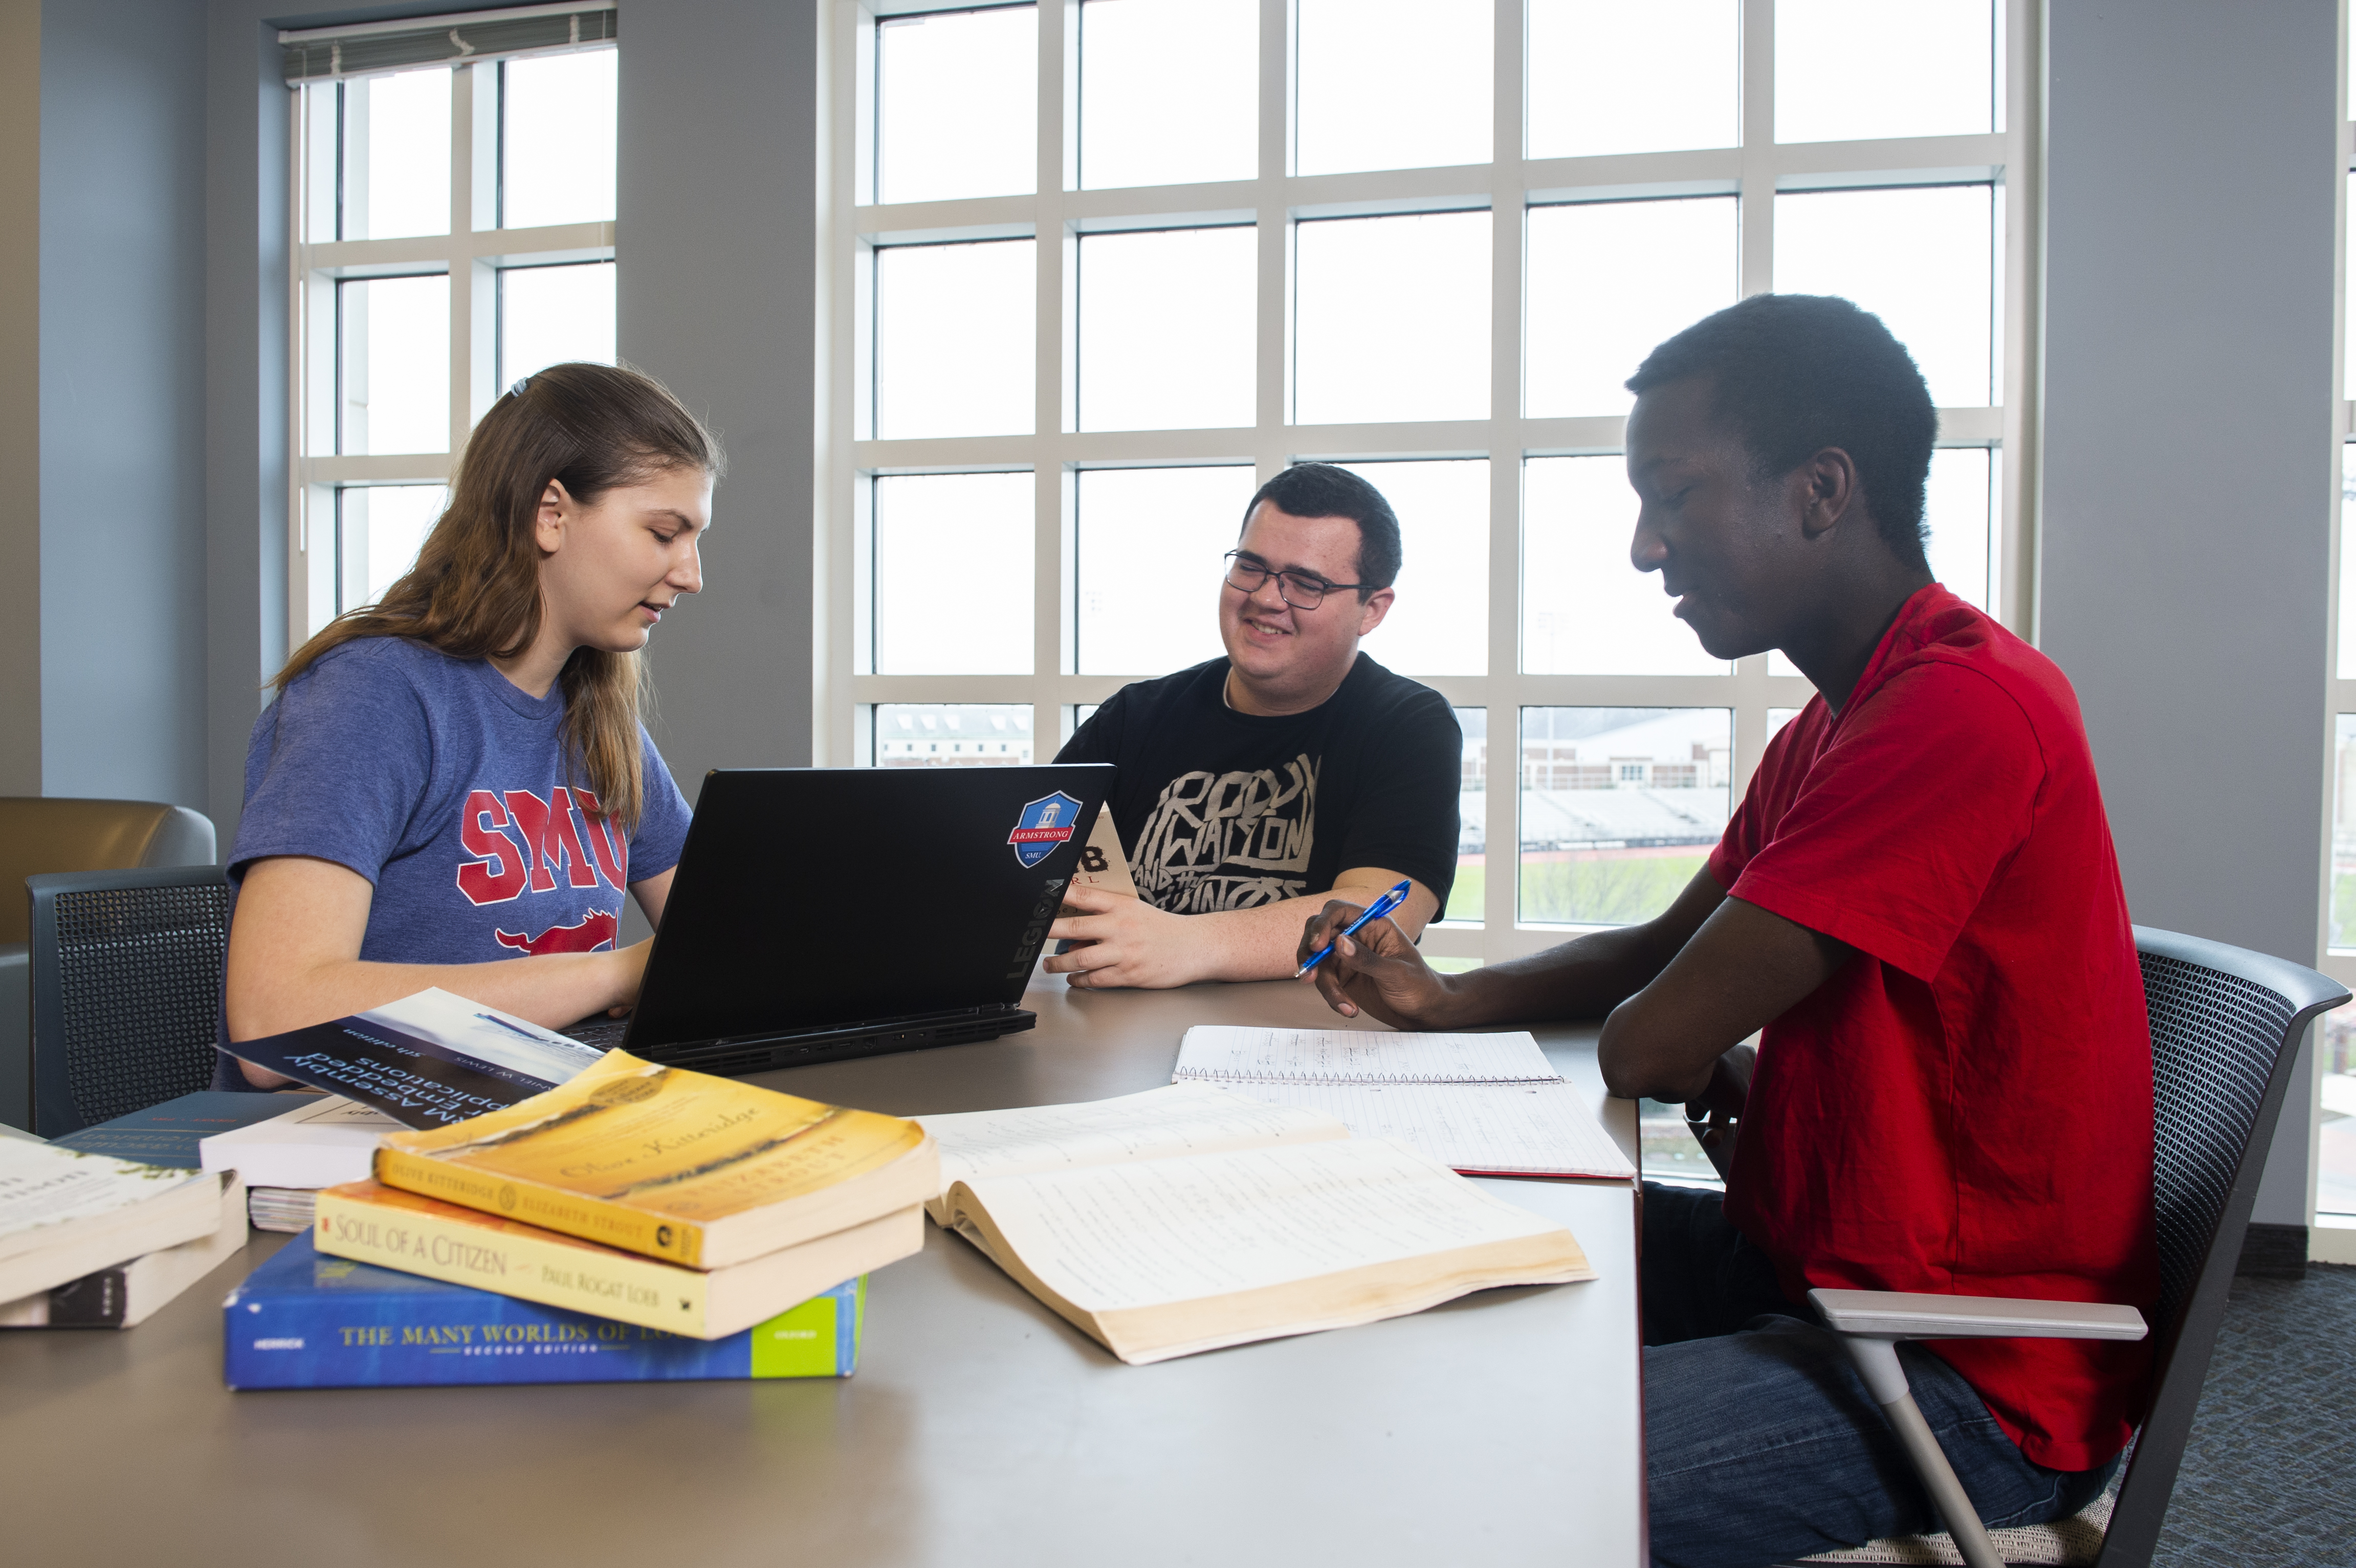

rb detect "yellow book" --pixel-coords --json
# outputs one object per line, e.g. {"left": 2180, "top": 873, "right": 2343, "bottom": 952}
{"left": 314, "top": 1180, "right": 922, "bottom": 1340}
{"left": 370, "top": 1050, "right": 938, "bottom": 1269}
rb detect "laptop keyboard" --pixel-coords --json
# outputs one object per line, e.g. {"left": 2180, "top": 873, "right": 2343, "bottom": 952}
{"left": 564, "top": 1016, "right": 631, "bottom": 1050}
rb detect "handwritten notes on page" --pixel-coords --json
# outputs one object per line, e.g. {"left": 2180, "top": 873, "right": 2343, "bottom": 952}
{"left": 1170, "top": 1027, "right": 1635, "bottom": 1181}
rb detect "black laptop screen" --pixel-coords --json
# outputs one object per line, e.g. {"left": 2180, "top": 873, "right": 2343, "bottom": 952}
{"left": 622, "top": 764, "right": 1114, "bottom": 1051}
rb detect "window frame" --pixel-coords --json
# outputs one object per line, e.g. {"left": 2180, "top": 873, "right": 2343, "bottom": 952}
{"left": 818, "top": 0, "right": 2042, "bottom": 967}
{"left": 285, "top": 47, "right": 619, "bottom": 643}
{"left": 2311, "top": 5, "right": 2356, "bottom": 1249}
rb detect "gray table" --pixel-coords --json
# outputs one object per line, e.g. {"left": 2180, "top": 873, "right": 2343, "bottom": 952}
{"left": 0, "top": 976, "right": 1645, "bottom": 1566}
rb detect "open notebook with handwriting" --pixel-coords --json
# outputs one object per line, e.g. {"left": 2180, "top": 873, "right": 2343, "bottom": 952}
{"left": 1172, "top": 1026, "right": 1637, "bottom": 1182}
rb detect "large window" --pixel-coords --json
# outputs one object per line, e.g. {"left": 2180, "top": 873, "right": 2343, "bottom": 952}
{"left": 822, "top": 0, "right": 2036, "bottom": 974}
{"left": 2318, "top": 11, "right": 2356, "bottom": 1244}
{"left": 287, "top": 24, "right": 619, "bottom": 639}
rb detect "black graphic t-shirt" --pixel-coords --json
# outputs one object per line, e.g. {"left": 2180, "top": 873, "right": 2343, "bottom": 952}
{"left": 1056, "top": 654, "right": 1460, "bottom": 916}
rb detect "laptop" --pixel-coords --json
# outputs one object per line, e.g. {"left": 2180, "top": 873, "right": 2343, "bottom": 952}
{"left": 567, "top": 762, "right": 1115, "bottom": 1078}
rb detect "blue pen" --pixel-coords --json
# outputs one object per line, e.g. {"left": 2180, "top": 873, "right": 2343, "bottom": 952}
{"left": 1294, "top": 879, "right": 1414, "bottom": 980}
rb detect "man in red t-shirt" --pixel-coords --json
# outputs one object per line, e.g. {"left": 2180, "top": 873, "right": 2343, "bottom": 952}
{"left": 1298, "top": 294, "right": 2157, "bottom": 1567}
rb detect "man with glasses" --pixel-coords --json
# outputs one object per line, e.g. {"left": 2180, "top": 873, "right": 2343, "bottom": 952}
{"left": 1046, "top": 462, "right": 1461, "bottom": 988}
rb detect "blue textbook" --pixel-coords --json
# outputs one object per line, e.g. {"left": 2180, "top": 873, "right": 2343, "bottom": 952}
{"left": 54, "top": 1092, "right": 307, "bottom": 1170}
{"left": 224, "top": 1234, "right": 866, "bottom": 1389}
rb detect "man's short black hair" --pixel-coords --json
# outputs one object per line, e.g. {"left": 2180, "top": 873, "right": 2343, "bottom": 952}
{"left": 1625, "top": 294, "right": 1935, "bottom": 569}
{"left": 1240, "top": 462, "right": 1402, "bottom": 595}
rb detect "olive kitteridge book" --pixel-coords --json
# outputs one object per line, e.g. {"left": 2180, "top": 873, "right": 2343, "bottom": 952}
{"left": 371, "top": 1050, "right": 939, "bottom": 1269}
{"left": 313, "top": 1179, "right": 920, "bottom": 1340}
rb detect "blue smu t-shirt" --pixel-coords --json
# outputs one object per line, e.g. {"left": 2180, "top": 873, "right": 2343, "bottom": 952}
{"left": 212, "top": 637, "right": 693, "bottom": 1088}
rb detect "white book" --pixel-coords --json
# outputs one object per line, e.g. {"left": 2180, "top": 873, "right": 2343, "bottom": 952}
{"left": 1173, "top": 1026, "right": 1636, "bottom": 1181}
{"left": 200, "top": 1095, "right": 403, "bottom": 1189}
{"left": 0, "top": 1177, "right": 248, "bottom": 1329}
{"left": 913, "top": 1083, "right": 1349, "bottom": 1225}
{"left": 0, "top": 1141, "right": 226, "bottom": 1303}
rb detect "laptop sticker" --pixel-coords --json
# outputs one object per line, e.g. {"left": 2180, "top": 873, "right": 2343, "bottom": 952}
{"left": 1008, "top": 791, "right": 1084, "bottom": 868}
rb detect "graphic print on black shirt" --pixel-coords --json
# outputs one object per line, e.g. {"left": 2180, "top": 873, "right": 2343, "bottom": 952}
{"left": 1057, "top": 654, "right": 1460, "bottom": 917}
{"left": 1131, "top": 752, "right": 1320, "bottom": 911}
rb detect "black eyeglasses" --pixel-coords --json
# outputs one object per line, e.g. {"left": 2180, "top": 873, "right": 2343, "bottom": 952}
{"left": 1222, "top": 551, "right": 1366, "bottom": 611}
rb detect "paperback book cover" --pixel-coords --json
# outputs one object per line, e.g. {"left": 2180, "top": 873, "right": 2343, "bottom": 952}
{"left": 314, "top": 1179, "right": 921, "bottom": 1339}
{"left": 226, "top": 1232, "right": 865, "bottom": 1388}
{"left": 372, "top": 1048, "right": 937, "bottom": 1268}
{"left": 0, "top": 1141, "right": 225, "bottom": 1303}
{"left": 53, "top": 1092, "right": 306, "bottom": 1170}
{"left": 223, "top": 988, "right": 606, "bottom": 1129}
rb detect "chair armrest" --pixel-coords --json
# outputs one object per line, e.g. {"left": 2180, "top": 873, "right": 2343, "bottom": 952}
{"left": 1808, "top": 1287, "right": 2147, "bottom": 1341}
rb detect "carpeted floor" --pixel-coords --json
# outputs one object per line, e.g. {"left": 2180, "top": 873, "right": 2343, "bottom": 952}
{"left": 2152, "top": 1263, "right": 2356, "bottom": 1566}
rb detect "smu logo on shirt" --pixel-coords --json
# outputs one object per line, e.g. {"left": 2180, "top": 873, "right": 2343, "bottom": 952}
{"left": 493, "top": 910, "right": 620, "bottom": 956}
{"left": 456, "top": 787, "right": 630, "bottom": 907}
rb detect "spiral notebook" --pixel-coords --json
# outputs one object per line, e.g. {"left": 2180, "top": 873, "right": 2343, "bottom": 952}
{"left": 1172, "top": 1027, "right": 1636, "bottom": 1181}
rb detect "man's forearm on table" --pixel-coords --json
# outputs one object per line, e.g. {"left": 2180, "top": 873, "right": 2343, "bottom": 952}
{"left": 1407, "top": 922, "right": 1680, "bottom": 1029}
{"left": 1186, "top": 882, "right": 1433, "bottom": 984}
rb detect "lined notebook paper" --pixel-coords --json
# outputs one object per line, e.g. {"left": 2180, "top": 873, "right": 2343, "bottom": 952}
{"left": 1174, "top": 1027, "right": 1559, "bottom": 1085}
{"left": 1172, "top": 1027, "right": 1635, "bottom": 1181}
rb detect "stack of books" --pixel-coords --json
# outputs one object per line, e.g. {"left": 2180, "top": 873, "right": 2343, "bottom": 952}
{"left": 207, "top": 986, "right": 612, "bottom": 1233}
{"left": 230, "top": 1043, "right": 938, "bottom": 1386}
{"left": 1, "top": 1122, "right": 245, "bottom": 1330}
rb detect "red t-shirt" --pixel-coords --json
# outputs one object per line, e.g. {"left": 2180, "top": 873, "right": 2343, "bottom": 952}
{"left": 1708, "top": 584, "right": 2157, "bottom": 1473}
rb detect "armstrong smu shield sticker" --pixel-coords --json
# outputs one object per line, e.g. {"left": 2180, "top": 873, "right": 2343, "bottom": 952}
{"left": 1008, "top": 791, "right": 1084, "bottom": 868}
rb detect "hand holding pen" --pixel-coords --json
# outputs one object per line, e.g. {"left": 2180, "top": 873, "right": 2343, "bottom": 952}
{"left": 1293, "top": 879, "right": 1414, "bottom": 980}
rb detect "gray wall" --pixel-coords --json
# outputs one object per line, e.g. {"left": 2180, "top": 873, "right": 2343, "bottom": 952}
{"left": 0, "top": 0, "right": 42, "bottom": 797}
{"left": 2041, "top": 0, "right": 2341, "bottom": 1227}
{"left": 618, "top": 0, "right": 822, "bottom": 802}
{"left": 201, "top": 0, "right": 294, "bottom": 856}
{"left": 41, "top": 0, "right": 209, "bottom": 807}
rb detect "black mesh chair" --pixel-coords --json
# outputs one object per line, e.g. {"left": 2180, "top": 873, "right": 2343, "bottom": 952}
{"left": 1728, "top": 925, "right": 2349, "bottom": 1568}
{"left": 27, "top": 867, "right": 233, "bottom": 1138}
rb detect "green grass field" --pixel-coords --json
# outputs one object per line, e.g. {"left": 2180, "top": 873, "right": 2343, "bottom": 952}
{"left": 1443, "top": 861, "right": 1486, "bottom": 923}
{"left": 1442, "top": 854, "right": 1706, "bottom": 927}
{"left": 2336, "top": 872, "right": 2356, "bottom": 951}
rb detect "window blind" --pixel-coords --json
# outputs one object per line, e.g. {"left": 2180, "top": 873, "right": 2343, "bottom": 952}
{"left": 280, "top": 2, "right": 615, "bottom": 84}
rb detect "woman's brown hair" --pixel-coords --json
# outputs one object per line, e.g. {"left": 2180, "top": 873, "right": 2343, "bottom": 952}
{"left": 273, "top": 361, "right": 722, "bottom": 830}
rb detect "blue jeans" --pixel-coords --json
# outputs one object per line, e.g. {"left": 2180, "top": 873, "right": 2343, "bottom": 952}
{"left": 1641, "top": 1183, "right": 2116, "bottom": 1568}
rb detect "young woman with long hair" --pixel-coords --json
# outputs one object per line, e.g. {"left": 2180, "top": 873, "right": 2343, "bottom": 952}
{"left": 216, "top": 362, "right": 721, "bottom": 1089}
